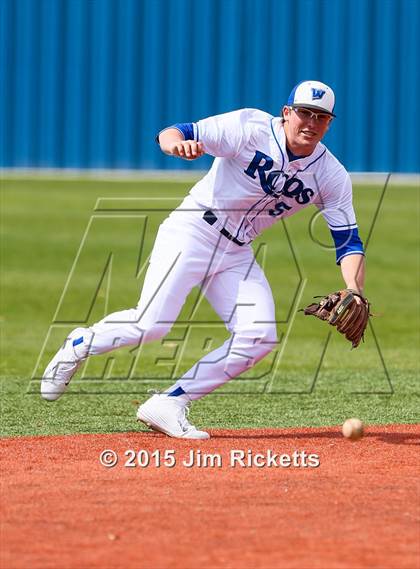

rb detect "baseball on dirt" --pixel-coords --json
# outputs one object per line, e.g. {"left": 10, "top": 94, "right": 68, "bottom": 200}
{"left": 342, "top": 418, "right": 364, "bottom": 440}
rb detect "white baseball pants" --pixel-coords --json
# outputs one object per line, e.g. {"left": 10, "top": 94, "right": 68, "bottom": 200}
{"left": 87, "top": 197, "right": 278, "bottom": 399}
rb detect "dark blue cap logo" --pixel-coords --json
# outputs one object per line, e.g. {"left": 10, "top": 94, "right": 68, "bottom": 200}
{"left": 311, "top": 88, "right": 325, "bottom": 100}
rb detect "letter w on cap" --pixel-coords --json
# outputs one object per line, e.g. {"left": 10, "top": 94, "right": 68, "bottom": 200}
{"left": 311, "top": 88, "right": 325, "bottom": 100}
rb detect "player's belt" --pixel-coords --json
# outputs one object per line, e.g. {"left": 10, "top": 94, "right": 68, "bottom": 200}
{"left": 202, "top": 210, "right": 245, "bottom": 246}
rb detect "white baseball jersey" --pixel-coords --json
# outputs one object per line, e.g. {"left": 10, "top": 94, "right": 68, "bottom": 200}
{"left": 169, "top": 108, "right": 364, "bottom": 263}
{"left": 58, "top": 108, "right": 363, "bottom": 407}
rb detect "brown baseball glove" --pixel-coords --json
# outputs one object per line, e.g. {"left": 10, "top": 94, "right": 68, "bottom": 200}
{"left": 301, "top": 289, "right": 370, "bottom": 348}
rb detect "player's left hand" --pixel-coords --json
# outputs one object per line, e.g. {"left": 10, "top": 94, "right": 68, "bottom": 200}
{"left": 301, "top": 289, "right": 371, "bottom": 348}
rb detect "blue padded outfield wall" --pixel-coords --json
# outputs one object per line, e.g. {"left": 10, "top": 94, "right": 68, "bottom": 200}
{"left": 1, "top": 0, "right": 419, "bottom": 172}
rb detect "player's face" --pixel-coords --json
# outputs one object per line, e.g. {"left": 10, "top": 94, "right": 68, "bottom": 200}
{"left": 282, "top": 106, "right": 333, "bottom": 155}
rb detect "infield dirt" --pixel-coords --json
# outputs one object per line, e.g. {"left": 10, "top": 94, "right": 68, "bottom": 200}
{"left": 1, "top": 424, "right": 418, "bottom": 569}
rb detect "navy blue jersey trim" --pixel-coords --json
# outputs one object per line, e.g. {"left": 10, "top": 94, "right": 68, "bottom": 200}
{"left": 297, "top": 148, "right": 327, "bottom": 172}
{"left": 270, "top": 119, "right": 285, "bottom": 171}
{"left": 236, "top": 118, "right": 307, "bottom": 241}
{"left": 232, "top": 118, "right": 286, "bottom": 240}
{"left": 287, "top": 147, "right": 305, "bottom": 162}
{"left": 233, "top": 120, "right": 285, "bottom": 241}
{"left": 270, "top": 118, "right": 325, "bottom": 173}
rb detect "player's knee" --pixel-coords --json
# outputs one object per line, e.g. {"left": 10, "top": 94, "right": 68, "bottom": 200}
{"left": 137, "top": 321, "right": 172, "bottom": 343}
{"left": 224, "top": 325, "right": 277, "bottom": 377}
{"left": 235, "top": 324, "right": 278, "bottom": 356}
{"left": 122, "top": 309, "right": 173, "bottom": 344}
{"left": 258, "top": 324, "right": 278, "bottom": 350}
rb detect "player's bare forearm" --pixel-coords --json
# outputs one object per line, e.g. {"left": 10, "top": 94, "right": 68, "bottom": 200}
{"left": 159, "top": 128, "right": 205, "bottom": 160}
{"left": 340, "top": 254, "right": 365, "bottom": 294}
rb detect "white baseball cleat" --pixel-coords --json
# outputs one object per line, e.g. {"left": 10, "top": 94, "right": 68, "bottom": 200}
{"left": 41, "top": 328, "right": 90, "bottom": 401}
{"left": 137, "top": 394, "right": 210, "bottom": 439}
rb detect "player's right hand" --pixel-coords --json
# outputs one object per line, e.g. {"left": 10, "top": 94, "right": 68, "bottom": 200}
{"left": 169, "top": 140, "right": 205, "bottom": 160}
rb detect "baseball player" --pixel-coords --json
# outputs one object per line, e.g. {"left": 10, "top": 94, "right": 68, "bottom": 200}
{"left": 41, "top": 80, "right": 365, "bottom": 440}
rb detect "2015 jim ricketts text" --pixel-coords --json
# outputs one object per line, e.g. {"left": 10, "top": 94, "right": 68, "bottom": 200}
{"left": 99, "top": 449, "right": 321, "bottom": 469}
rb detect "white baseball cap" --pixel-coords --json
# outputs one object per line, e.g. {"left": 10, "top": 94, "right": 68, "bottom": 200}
{"left": 287, "top": 80, "right": 336, "bottom": 116}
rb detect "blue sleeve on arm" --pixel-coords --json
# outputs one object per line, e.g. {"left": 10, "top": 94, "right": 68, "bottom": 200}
{"left": 172, "top": 123, "right": 195, "bottom": 140}
{"left": 155, "top": 123, "right": 195, "bottom": 144}
{"left": 330, "top": 228, "right": 365, "bottom": 265}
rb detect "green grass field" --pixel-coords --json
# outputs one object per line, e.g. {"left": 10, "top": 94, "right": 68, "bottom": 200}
{"left": 1, "top": 176, "right": 419, "bottom": 436}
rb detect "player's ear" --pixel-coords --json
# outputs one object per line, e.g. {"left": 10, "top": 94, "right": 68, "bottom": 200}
{"left": 282, "top": 106, "right": 290, "bottom": 120}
